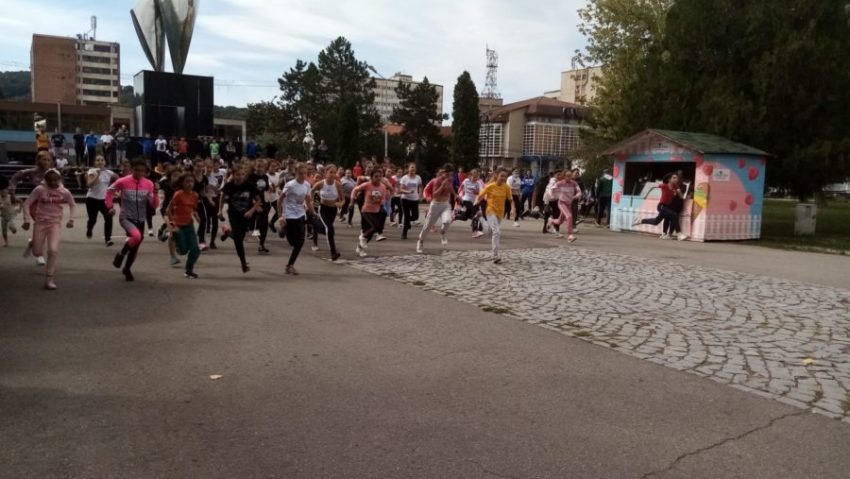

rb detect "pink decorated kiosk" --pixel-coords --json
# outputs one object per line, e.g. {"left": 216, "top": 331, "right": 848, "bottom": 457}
{"left": 601, "top": 129, "right": 770, "bottom": 241}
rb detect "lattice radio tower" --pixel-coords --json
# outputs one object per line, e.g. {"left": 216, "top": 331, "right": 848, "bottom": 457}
{"left": 482, "top": 45, "right": 501, "bottom": 100}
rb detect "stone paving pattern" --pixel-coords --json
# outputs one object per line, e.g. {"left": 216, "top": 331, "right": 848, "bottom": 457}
{"left": 348, "top": 246, "right": 850, "bottom": 422}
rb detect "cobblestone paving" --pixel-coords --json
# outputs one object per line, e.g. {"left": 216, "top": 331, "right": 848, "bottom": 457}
{"left": 348, "top": 247, "right": 850, "bottom": 422}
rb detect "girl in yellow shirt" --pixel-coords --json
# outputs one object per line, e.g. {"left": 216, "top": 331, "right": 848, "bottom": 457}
{"left": 475, "top": 169, "right": 514, "bottom": 264}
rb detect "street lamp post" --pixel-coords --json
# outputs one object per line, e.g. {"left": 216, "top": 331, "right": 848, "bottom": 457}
{"left": 368, "top": 65, "right": 390, "bottom": 159}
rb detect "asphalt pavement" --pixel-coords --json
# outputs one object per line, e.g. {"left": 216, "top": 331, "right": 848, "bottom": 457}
{"left": 2, "top": 209, "right": 849, "bottom": 478}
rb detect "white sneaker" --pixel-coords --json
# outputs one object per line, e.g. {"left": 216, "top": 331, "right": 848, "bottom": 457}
{"left": 355, "top": 245, "right": 368, "bottom": 257}
{"left": 440, "top": 235, "right": 448, "bottom": 246}
{"left": 375, "top": 234, "right": 387, "bottom": 242}
{"left": 513, "top": 221, "right": 520, "bottom": 228}
{"left": 358, "top": 235, "right": 368, "bottom": 250}
{"left": 311, "top": 245, "right": 319, "bottom": 251}
{"left": 632, "top": 217, "right": 642, "bottom": 226}
{"left": 555, "top": 233, "right": 565, "bottom": 239}
{"left": 677, "top": 233, "right": 688, "bottom": 241}
{"left": 251, "top": 229, "right": 261, "bottom": 237}
{"left": 659, "top": 234, "right": 669, "bottom": 240}
{"left": 471, "top": 231, "right": 484, "bottom": 239}
{"left": 148, "top": 230, "right": 154, "bottom": 237}
{"left": 416, "top": 241, "right": 424, "bottom": 254}
{"left": 36, "top": 256, "right": 46, "bottom": 266}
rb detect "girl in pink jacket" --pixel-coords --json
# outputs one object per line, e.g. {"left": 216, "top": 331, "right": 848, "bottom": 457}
{"left": 22, "top": 169, "right": 75, "bottom": 290}
{"left": 106, "top": 158, "right": 159, "bottom": 282}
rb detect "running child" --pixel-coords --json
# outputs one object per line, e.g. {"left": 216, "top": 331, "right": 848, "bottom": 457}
{"left": 166, "top": 173, "right": 202, "bottom": 278}
{"left": 417, "top": 164, "right": 456, "bottom": 254}
{"left": 106, "top": 158, "right": 160, "bottom": 282}
{"left": 475, "top": 169, "right": 513, "bottom": 264}
{"left": 21, "top": 169, "right": 75, "bottom": 289}
{"left": 458, "top": 169, "right": 485, "bottom": 238}
{"left": 277, "top": 163, "right": 313, "bottom": 275}
{"left": 546, "top": 169, "right": 581, "bottom": 242}
{"left": 85, "top": 155, "right": 118, "bottom": 246}
{"left": 349, "top": 169, "right": 389, "bottom": 257}
{"left": 218, "top": 165, "right": 261, "bottom": 273}
{"left": 310, "top": 164, "right": 343, "bottom": 261}
{"left": 0, "top": 182, "right": 19, "bottom": 247}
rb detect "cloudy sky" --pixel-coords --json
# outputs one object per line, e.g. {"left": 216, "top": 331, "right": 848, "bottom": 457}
{"left": 0, "top": 0, "right": 588, "bottom": 117}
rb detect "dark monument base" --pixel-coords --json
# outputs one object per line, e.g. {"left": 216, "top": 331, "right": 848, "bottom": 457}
{"left": 134, "top": 70, "right": 214, "bottom": 139}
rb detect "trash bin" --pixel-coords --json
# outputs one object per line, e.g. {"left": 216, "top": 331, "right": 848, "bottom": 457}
{"left": 794, "top": 203, "right": 817, "bottom": 236}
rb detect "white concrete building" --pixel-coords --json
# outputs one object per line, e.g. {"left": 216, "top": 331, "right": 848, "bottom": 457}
{"left": 544, "top": 66, "right": 604, "bottom": 106}
{"left": 372, "top": 73, "right": 443, "bottom": 123}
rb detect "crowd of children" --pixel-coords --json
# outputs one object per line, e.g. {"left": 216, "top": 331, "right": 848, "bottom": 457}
{"left": 3, "top": 149, "right": 601, "bottom": 290}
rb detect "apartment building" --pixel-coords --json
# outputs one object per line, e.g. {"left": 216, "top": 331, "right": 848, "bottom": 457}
{"left": 372, "top": 73, "right": 443, "bottom": 123}
{"left": 31, "top": 34, "right": 121, "bottom": 106}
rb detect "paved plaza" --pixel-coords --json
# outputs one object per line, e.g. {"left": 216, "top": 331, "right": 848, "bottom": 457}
{"left": 2, "top": 211, "right": 850, "bottom": 478}
{"left": 348, "top": 246, "right": 850, "bottom": 421}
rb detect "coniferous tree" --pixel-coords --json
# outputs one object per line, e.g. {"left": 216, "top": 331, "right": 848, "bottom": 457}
{"left": 450, "top": 71, "right": 481, "bottom": 171}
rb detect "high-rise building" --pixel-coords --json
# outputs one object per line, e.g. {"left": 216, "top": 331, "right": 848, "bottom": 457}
{"left": 544, "top": 66, "right": 604, "bottom": 105}
{"left": 31, "top": 34, "right": 121, "bottom": 106}
{"left": 479, "top": 96, "right": 585, "bottom": 174}
{"left": 372, "top": 73, "right": 443, "bottom": 124}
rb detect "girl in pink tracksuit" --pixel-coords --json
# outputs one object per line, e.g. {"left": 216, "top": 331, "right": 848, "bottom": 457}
{"left": 22, "top": 169, "right": 75, "bottom": 290}
{"left": 546, "top": 170, "right": 582, "bottom": 242}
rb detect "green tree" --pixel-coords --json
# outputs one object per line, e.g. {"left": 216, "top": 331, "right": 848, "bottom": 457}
{"left": 277, "top": 37, "right": 381, "bottom": 161}
{"left": 390, "top": 77, "right": 445, "bottom": 173}
{"left": 450, "top": 71, "right": 481, "bottom": 171}
{"left": 575, "top": 0, "right": 673, "bottom": 140}
{"left": 656, "top": 0, "right": 850, "bottom": 199}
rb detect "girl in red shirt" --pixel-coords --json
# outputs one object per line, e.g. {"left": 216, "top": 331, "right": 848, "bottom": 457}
{"left": 167, "top": 173, "right": 201, "bottom": 278}
{"left": 632, "top": 173, "right": 687, "bottom": 240}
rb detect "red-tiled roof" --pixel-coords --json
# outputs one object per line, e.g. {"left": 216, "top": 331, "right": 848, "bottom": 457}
{"left": 483, "top": 96, "right": 585, "bottom": 122}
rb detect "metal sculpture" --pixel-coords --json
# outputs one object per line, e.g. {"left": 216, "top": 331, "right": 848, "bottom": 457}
{"left": 130, "top": 0, "right": 198, "bottom": 74}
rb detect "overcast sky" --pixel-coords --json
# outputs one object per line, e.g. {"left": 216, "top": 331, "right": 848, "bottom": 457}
{"left": 0, "top": 0, "right": 588, "bottom": 116}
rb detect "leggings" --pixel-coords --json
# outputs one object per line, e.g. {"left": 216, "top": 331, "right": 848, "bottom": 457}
{"left": 521, "top": 191, "right": 533, "bottom": 214}
{"left": 543, "top": 200, "right": 560, "bottom": 232}
{"left": 361, "top": 212, "right": 382, "bottom": 242}
{"left": 314, "top": 205, "right": 338, "bottom": 255}
{"left": 197, "top": 199, "right": 218, "bottom": 244}
{"left": 551, "top": 200, "right": 573, "bottom": 235}
{"left": 596, "top": 196, "right": 611, "bottom": 224}
{"left": 339, "top": 196, "right": 351, "bottom": 220}
{"left": 641, "top": 205, "right": 680, "bottom": 234}
{"left": 32, "top": 221, "right": 61, "bottom": 279}
{"left": 256, "top": 202, "right": 270, "bottom": 247}
{"left": 351, "top": 194, "right": 365, "bottom": 225}
{"left": 228, "top": 212, "right": 250, "bottom": 267}
{"left": 390, "top": 197, "right": 402, "bottom": 223}
{"left": 119, "top": 219, "right": 145, "bottom": 272}
{"left": 461, "top": 200, "right": 481, "bottom": 231}
{"left": 512, "top": 194, "right": 522, "bottom": 220}
{"left": 284, "top": 216, "right": 306, "bottom": 266}
{"left": 174, "top": 224, "right": 200, "bottom": 273}
{"left": 401, "top": 199, "right": 420, "bottom": 237}
{"left": 85, "top": 197, "right": 113, "bottom": 241}
{"left": 419, "top": 202, "right": 452, "bottom": 242}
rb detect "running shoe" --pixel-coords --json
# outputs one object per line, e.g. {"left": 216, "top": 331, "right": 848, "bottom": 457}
{"left": 311, "top": 245, "right": 319, "bottom": 252}
{"left": 471, "top": 231, "right": 484, "bottom": 239}
{"left": 184, "top": 272, "right": 199, "bottom": 279}
{"left": 567, "top": 235, "right": 577, "bottom": 243}
{"left": 106, "top": 240, "right": 114, "bottom": 247}
{"left": 375, "top": 234, "right": 387, "bottom": 242}
{"left": 251, "top": 229, "right": 260, "bottom": 238}
{"left": 416, "top": 241, "right": 424, "bottom": 254}
{"left": 632, "top": 217, "right": 642, "bottom": 226}
{"left": 113, "top": 252, "right": 125, "bottom": 268}
{"left": 659, "top": 234, "right": 669, "bottom": 240}
{"left": 440, "top": 235, "right": 448, "bottom": 246}
{"left": 358, "top": 235, "right": 368, "bottom": 250}
{"left": 170, "top": 256, "right": 181, "bottom": 266}
{"left": 331, "top": 252, "right": 341, "bottom": 261}
{"left": 241, "top": 264, "right": 250, "bottom": 274}
{"left": 286, "top": 265, "right": 299, "bottom": 275}
{"left": 555, "top": 233, "right": 565, "bottom": 239}
{"left": 677, "top": 233, "right": 688, "bottom": 241}
{"left": 122, "top": 268, "right": 134, "bottom": 282}
{"left": 355, "top": 245, "right": 368, "bottom": 257}
{"left": 199, "top": 243, "right": 208, "bottom": 251}
{"left": 493, "top": 257, "right": 502, "bottom": 264}
{"left": 209, "top": 242, "right": 217, "bottom": 250}
{"left": 45, "top": 279, "right": 57, "bottom": 290}
{"left": 148, "top": 230, "right": 154, "bottom": 237}
{"left": 513, "top": 221, "right": 520, "bottom": 228}
{"left": 258, "top": 246, "right": 270, "bottom": 255}
{"left": 35, "top": 256, "right": 46, "bottom": 266}
{"left": 86, "top": 231, "right": 93, "bottom": 239}
{"left": 9, "top": 225, "right": 16, "bottom": 234}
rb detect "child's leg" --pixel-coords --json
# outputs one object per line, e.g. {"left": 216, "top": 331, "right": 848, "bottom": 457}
{"left": 85, "top": 198, "right": 98, "bottom": 237}
{"left": 439, "top": 206, "right": 452, "bottom": 235}
{"left": 31, "top": 222, "right": 48, "bottom": 258}
{"left": 183, "top": 225, "right": 200, "bottom": 273}
{"left": 487, "top": 214, "right": 502, "bottom": 258}
{"left": 45, "top": 223, "right": 61, "bottom": 279}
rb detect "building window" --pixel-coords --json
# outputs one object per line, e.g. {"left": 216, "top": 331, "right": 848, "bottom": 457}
{"left": 479, "top": 123, "right": 504, "bottom": 158}
{"left": 522, "top": 122, "right": 581, "bottom": 157}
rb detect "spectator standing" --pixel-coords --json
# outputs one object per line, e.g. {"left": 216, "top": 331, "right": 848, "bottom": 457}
{"left": 246, "top": 138, "right": 258, "bottom": 159}
{"left": 50, "top": 128, "right": 66, "bottom": 159}
{"left": 84, "top": 130, "right": 98, "bottom": 166}
{"left": 72, "top": 127, "right": 85, "bottom": 165}
{"left": 594, "top": 169, "right": 613, "bottom": 226}
{"left": 100, "top": 130, "right": 115, "bottom": 167}
{"left": 114, "top": 126, "right": 129, "bottom": 164}
{"left": 141, "top": 133, "right": 155, "bottom": 161}
{"left": 154, "top": 135, "right": 169, "bottom": 166}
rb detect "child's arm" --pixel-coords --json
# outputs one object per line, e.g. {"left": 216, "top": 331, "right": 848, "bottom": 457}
{"left": 63, "top": 189, "right": 75, "bottom": 228}
{"left": 21, "top": 187, "right": 39, "bottom": 227}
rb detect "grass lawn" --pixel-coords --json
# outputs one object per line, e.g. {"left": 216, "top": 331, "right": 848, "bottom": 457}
{"left": 754, "top": 199, "right": 850, "bottom": 254}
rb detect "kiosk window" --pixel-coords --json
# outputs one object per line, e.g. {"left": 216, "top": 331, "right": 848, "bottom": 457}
{"left": 623, "top": 162, "right": 695, "bottom": 198}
